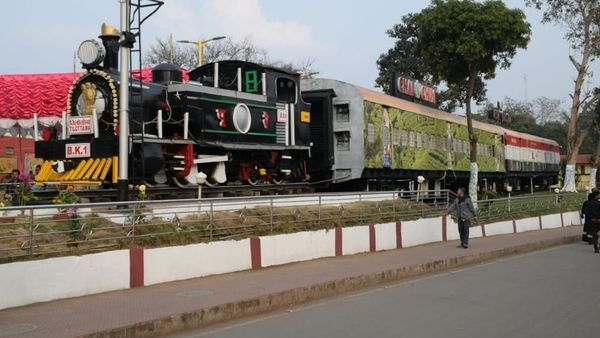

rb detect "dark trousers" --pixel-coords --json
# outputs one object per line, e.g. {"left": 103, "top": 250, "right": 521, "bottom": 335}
{"left": 458, "top": 218, "right": 470, "bottom": 246}
{"left": 591, "top": 222, "right": 600, "bottom": 251}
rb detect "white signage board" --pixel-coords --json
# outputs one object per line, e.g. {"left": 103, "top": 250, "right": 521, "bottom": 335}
{"left": 68, "top": 116, "right": 94, "bottom": 135}
{"left": 65, "top": 143, "right": 91, "bottom": 158}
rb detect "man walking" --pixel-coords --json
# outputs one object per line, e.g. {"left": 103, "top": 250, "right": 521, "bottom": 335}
{"left": 447, "top": 187, "right": 475, "bottom": 249}
{"left": 586, "top": 192, "right": 600, "bottom": 254}
{"left": 581, "top": 191, "right": 598, "bottom": 244}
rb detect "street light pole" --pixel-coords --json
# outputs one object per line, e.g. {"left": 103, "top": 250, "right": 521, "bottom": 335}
{"left": 117, "top": 0, "right": 130, "bottom": 202}
{"left": 417, "top": 175, "right": 425, "bottom": 202}
{"left": 506, "top": 185, "right": 512, "bottom": 212}
{"left": 197, "top": 171, "right": 207, "bottom": 214}
{"left": 177, "top": 36, "right": 226, "bottom": 67}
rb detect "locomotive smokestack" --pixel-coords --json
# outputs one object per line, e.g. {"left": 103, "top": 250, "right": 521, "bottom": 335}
{"left": 99, "top": 23, "right": 120, "bottom": 72}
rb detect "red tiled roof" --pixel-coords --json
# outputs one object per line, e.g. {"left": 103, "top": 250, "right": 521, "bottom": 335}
{"left": 560, "top": 154, "right": 594, "bottom": 164}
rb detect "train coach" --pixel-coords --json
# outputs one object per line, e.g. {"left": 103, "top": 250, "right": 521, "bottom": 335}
{"left": 301, "top": 78, "right": 560, "bottom": 192}
{"left": 503, "top": 129, "right": 560, "bottom": 191}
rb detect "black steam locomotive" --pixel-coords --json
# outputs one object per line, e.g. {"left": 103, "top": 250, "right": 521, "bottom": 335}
{"left": 35, "top": 24, "right": 312, "bottom": 188}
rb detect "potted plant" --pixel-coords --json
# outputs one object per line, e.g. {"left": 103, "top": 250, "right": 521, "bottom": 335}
{"left": 52, "top": 186, "right": 79, "bottom": 220}
{"left": 126, "top": 185, "right": 147, "bottom": 237}
{"left": 15, "top": 173, "right": 37, "bottom": 207}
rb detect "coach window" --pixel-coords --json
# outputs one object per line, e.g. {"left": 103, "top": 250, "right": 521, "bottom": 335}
{"left": 367, "top": 123, "right": 375, "bottom": 143}
{"left": 335, "top": 104, "right": 350, "bottom": 122}
{"left": 392, "top": 128, "right": 401, "bottom": 145}
{"left": 276, "top": 78, "right": 296, "bottom": 103}
{"left": 336, "top": 131, "right": 350, "bottom": 151}
{"left": 400, "top": 130, "right": 408, "bottom": 146}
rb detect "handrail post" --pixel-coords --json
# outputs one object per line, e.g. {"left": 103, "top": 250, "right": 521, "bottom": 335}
{"left": 359, "top": 193, "right": 363, "bottom": 225}
{"left": 130, "top": 205, "right": 136, "bottom": 245}
{"left": 28, "top": 208, "right": 34, "bottom": 256}
{"left": 270, "top": 198, "right": 274, "bottom": 233}
{"left": 392, "top": 191, "right": 396, "bottom": 222}
{"left": 318, "top": 195, "right": 322, "bottom": 228}
{"left": 209, "top": 202, "right": 214, "bottom": 240}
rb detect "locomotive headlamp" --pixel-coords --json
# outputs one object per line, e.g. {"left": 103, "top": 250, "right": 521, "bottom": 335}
{"left": 233, "top": 103, "right": 252, "bottom": 134}
{"left": 77, "top": 39, "right": 106, "bottom": 68}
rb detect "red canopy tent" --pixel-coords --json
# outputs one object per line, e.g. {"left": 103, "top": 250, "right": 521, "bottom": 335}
{"left": 0, "top": 68, "right": 189, "bottom": 174}
{"left": 0, "top": 68, "right": 190, "bottom": 120}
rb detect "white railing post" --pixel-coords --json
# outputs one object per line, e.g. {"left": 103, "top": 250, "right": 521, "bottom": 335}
{"left": 157, "top": 109, "right": 163, "bottom": 138}
{"left": 183, "top": 112, "right": 189, "bottom": 140}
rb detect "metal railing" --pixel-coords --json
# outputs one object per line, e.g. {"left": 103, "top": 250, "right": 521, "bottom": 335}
{"left": 0, "top": 189, "right": 584, "bottom": 263}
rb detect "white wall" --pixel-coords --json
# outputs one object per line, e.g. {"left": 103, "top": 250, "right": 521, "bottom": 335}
{"left": 260, "top": 230, "right": 335, "bottom": 267}
{"left": 515, "top": 217, "right": 540, "bottom": 233}
{"left": 446, "top": 218, "right": 460, "bottom": 241}
{"left": 484, "top": 221, "right": 514, "bottom": 236}
{"left": 540, "top": 214, "right": 562, "bottom": 229}
{"left": 1, "top": 211, "right": 583, "bottom": 310}
{"left": 446, "top": 219, "right": 482, "bottom": 240}
{"left": 0, "top": 250, "right": 129, "bottom": 310}
{"left": 470, "top": 225, "right": 484, "bottom": 239}
{"left": 562, "top": 211, "right": 582, "bottom": 227}
{"left": 342, "top": 225, "right": 370, "bottom": 255}
{"left": 375, "top": 222, "right": 397, "bottom": 251}
{"left": 144, "top": 239, "right": 251, "bottom": 286}
{"left": 401, "top": 217, "right": 443, "bottom": 247}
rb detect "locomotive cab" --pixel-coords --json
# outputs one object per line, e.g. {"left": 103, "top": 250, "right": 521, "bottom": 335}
{"left": 160, "top": 60, "right": 312, "bottom": 186}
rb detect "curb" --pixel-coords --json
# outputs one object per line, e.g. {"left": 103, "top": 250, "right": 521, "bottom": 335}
{"left": 83, "top": 234, "right": 579, "bottom": 338}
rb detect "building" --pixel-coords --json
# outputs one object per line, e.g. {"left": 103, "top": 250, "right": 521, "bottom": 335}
{"left": 561, "top": 154, "right": 599, "bottom": 191}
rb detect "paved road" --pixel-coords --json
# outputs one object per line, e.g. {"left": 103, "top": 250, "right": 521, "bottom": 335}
{"left": 171, "top": 244, "right": 600, "bottom": 338}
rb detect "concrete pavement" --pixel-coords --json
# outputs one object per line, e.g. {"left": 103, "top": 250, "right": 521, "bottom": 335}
{"left": 171, "top": 243, "right": 600, "bottom": 338}
{"left": 0, "top": 225, "right": 584, "bottom": 338}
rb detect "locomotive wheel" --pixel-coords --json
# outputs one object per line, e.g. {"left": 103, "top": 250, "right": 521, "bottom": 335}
{"left": 172, "top": 176, "right": 193, "bottom": 188}
{"left": 203, "top": 177, "right": 220, "bottom": 187}
{"left": 247, "top": 169, "right": 261, "bottom": 185}
{"left": 153, "top": 169, "right": 168, "bottom": 185}
{"left": 271, "top": 175, "right": 284, "bottom": 185}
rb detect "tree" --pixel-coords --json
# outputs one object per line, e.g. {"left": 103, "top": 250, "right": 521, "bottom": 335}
{"left": 144, "top": 36, "right": 318, "bottom": 76}
{"left": 526, "top": 0, "right": 600, "bottom": 192}
{"left": 203, "top": 37, "right": 268, "bottom": 64}
{"left": 531, "top": 97, "right": 565, "bottom": 124}
{"left": 585, "top": 92, "right": 600, "bottom": 190}
{"left": 412, "top": 0, "right": 531, "bottom": 203}
{"left": 144, "top": 35, "right": 196, "bottom": 68}
{"left": 144, "top": 36, "right": 268, "bottom": 68}
{"left": 376, "top": 14, "right": 487, "bottom": 112}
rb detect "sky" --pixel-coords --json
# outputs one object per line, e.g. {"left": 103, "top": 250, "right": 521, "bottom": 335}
{"left": 1, "top": 0, "right": 598, "bottom": 113}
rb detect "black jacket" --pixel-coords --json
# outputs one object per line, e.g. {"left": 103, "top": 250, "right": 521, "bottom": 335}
{"left": 585, "top": 199, "right": 600, "bottom": 221}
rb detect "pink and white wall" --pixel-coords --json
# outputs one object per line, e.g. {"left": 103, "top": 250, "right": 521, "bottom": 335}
{"left": 0, "top": 211, "right": 581, "bottom": 310}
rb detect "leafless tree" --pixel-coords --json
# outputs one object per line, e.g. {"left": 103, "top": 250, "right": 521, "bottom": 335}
{"left": 144, "top": 36, "right": 268, "bottom": 68}
{"left": 144, "top": 35, "right": 196, "bottom": 68}
{"left": 531, "top": 97, "right": 567, "bottom": 124}
{"left": 526, "top": 0, "right": 600, "bottom": 191}
{"left": 144, "top": 36, "right": 318, "bottom": 76}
